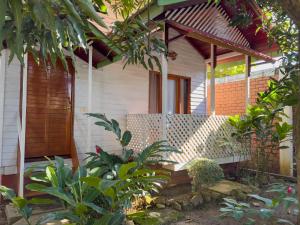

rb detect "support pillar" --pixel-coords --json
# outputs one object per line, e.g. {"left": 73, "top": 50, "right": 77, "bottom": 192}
{"left": 210, "top": 44, "right": 216, "bottom": 115}
{"left": 245, "top": 55, "right": 251, "bottom": 111}
{"left": 19, "top": 53, "right": 28, "bottom": 197}
{"left": 87, "top": 45, "right": 93, "bottom": 152}
{"left": 0, "top": 50, "right": 6, "bottom": 186}
{"left": 161, "top": 24, "right": 168, "bottom": 140}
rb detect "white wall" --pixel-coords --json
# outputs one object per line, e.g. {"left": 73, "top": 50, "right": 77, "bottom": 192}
{"left": 168, "top": 28, "right": 206, "bottom": 114}
{"left": 0, "top": 52, "right": 21, "bottom": 175}
{"left": 74, "top": 59, "right": 150, "bottom": 161}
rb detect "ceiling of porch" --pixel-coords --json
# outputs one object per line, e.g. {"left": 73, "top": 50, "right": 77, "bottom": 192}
{"left": 161, "top": 0, "right": 277, "bottom": 63}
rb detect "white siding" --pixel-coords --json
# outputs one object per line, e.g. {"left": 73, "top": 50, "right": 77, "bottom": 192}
{"left": 1, "top": 52, "right": 21, "bottom": 175}
{"left": 168, "top": 28, "right": 206, "bottom": 114}
{"left": 74, "top": 59, "right": 149, "bottom": 161}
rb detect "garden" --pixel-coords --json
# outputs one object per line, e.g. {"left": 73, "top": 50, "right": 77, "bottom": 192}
{"left": 1, "top": 0, "right": 300, "bottom": 224}
{"left": 1, "top": 93, "right": 299, "bottom": 224}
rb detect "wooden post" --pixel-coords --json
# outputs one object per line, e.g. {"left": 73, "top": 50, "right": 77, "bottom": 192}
{"left": 87, "top": 45, "right": 93, "bottom": 152}
{"left": 19, "top": 53, "right": 28, "bottom": 197}
{"left": 245, "top": 55, "right": 251, "bottom": 111}
{"left": 0, "top": 50, "right": 6, "bottom": 182}
{"left": 161, "top": 23, "right": 168, "bottom": 140}
{"left": 279, "top": 70, "right": 294, "bottom": 176}
{"left": 210, "top": 44, "right": 216, "bottom": 115}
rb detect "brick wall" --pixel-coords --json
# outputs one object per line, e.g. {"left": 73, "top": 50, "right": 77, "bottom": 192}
{"left": 206, "top": 71, "right": 280, "bottom": 173}
{"left": 207, "top": 72, "right": 278, "bottom": 115}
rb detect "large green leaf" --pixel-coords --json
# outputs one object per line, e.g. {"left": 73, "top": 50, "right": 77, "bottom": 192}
{"left": 118, "top": 162, "right": 137, "bottom": 179}
{"left": 36, "top": 211, "right": 81, "bottom": 225}
{"left": 46, "top": 166, "right": 59, "bottom": 187}
{"left": 26, "top": 184, "right": 75, "bottom": 206}
{"left": 81, "top": 177, "right": 100, "bottom": 187}
{"left": 0, "top": 0, "right": 7, "bottom": 28}
{"left": 121, "top": 130, "right": 132, "bottom": 147}
{"left": 76, "top": 0, "right": 107, "bottom": 28}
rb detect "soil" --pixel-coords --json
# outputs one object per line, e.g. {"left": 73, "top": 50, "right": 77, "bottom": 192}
{"left": 174, "top": 204, "right": 240, "bottom": 225}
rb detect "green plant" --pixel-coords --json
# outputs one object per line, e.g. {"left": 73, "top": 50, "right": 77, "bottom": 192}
{"left": 23, "top": 156, "right": 170, "bottom": 225}
{"left": 1, "top": 0, "right": 166, "bottom": 71}
{"left": 85, "top": 113, "right": 180, "bottom": 179}
{"left": 0, "top": 186, "right": 54, "bottom": 225}
{"left": 220, "top": 183, "right": 298, "bottom": 225}
{"left": 0, "top": 114, "right": 178, "bottom": 225}
{"left": 226, "top": 77, "right": 294, "bottom": 185}
{"left": 188, "top": 158, "right": 224, "bottom": 191}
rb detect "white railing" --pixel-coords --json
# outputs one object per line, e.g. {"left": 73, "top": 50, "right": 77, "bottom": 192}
{"left": 127, "top": 114, "right": 241, "bottom": 166}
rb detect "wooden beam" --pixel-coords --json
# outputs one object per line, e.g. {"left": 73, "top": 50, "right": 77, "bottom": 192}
{"left": 167, "top": 21, "right": 275, "bottom": 62}
{"left": 185, "top": 37, "right": 207, "bottom": 59}
{"left": 168, "top": 34, "right": 185, "bottom": 43}
{"left": 96, "top": 55, "right": 122, "bottom": 68}
{"left": 210, "top": 44, "right": 216, "bottom": 115}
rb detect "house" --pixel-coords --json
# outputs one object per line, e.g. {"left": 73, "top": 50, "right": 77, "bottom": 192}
{"left": 0, "top": 0, "right": 289, "bottom": 196}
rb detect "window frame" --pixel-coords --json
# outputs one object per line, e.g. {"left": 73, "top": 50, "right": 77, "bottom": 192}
{"left": 149, "top": 71, "right": 191, "bottom": 114}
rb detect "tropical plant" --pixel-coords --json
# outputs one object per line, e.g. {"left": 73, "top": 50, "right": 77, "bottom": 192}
{"left": 0, "top": 186, "right": 54, "bottom": 225}
{"left": 226, "top": 76, "right": 294, "bottom": 185}
{"left": 23, "top": 156, "right": 170, "bottom": 225}
{"left": 85, "top": 113, "right": 180, "bottom": 179}
{"left": 218, "top": 118, "right": 252, "bottom": 178}
{"left": 220, "top": 183, "right": 298, "bottom": 225}
{"left": 187, "top": 158, "right": 224, "bottom": 191}
{"left": 0, "top": 114, "right": 179, "bottom": 225}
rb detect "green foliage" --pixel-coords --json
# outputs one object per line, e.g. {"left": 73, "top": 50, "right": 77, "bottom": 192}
{"left": 1, "top": 0, "right": 166, "bottom": 71}
{"left": 0, "top": 186, "right": 54, "bottom": 225}
{"left": 188, "top": 158, "right": 224, "bottom": 190}
{"left": 226, "top": 75, "right": 296, "bottom": 184}
{"left": 86, "top": 113, "right": 180, "bottom": 173}
{"left": 220, "top": 183, "right": 298, "bottom": 225}
{"left": 23, "top": 156, "right": 170, "bottom": 225}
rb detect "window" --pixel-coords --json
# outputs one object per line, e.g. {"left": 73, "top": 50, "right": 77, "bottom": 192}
{"left": 149, "top": 71, "right": 190, "bottom": 114}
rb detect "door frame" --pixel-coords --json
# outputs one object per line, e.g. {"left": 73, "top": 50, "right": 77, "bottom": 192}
{"left": 20, "top": 55, "right": 78, "bottom": 166}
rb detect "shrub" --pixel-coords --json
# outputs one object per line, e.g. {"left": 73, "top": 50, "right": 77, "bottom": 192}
{"left": 188, "top": 158, "right": 224, "bottom": 190}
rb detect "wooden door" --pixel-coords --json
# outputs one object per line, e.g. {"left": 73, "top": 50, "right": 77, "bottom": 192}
{"left": 25, "top": 55, "right": 74, "bottom": 159}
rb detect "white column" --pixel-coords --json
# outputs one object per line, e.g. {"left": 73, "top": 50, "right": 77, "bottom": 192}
{"left": 210, "top": 44, "right": 216, "bottom": 115}
{"left": 0, "top": 50, "right": 6, "bottom": 182}
{"left": 161, "top": 25, "right": 168, "bottom": 140}
{"left": 279, "top": 71, "right": 294, "bottom": 176}
{"left": 19, "top": 53, "right": 28, "bottom": 197}
{"left": 245, "top": 55, "right": 251, "bottom": 111}
{"left": 87, "top": 45, "right": 93, "bottom": 152}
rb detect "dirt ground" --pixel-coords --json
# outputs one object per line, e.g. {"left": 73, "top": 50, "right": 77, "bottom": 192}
{"left": 174, "top": 204, "right": 240, "bottom": 225}
{"left": 174, "top": 202, "right": 297, "bottom": 225}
